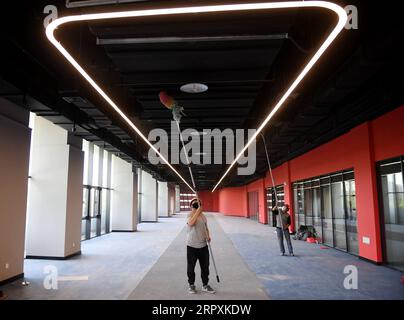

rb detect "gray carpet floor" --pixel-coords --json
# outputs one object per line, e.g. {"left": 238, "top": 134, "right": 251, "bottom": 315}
{"left": 214, "top": 214, "right": 404, "bottom": 300}
{"left": 1, "top": 212, "right": 403, "bottom": 300}
{"left": 127, "top": 213, "right": 269, "bottom": 300}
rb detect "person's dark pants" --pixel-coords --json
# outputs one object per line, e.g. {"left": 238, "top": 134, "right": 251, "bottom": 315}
{"left": 276, "top": 227, "right": 294, "bottom": 254}
{"left": 187, "top": 245, "right": 209, "bottom": 286}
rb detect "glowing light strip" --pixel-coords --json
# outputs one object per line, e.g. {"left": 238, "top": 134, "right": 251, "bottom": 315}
{"left": 211, "top": 3, "right": 348, "bottom": 192}
{"left": 45, "top": 2, "right": 347, "bottom": 194}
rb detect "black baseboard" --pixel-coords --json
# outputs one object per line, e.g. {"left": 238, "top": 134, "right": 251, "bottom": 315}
{"left": 111, "top": 230, "right": 136, "bottom": 232}
{"left": 0, "top": 273, "right": 24, "bottom": 287}
{"left": 359, "top": 255, "right": 383, "bottom": 265}
{"left": 25, "top": 250, "right": 81, "bottom": 261}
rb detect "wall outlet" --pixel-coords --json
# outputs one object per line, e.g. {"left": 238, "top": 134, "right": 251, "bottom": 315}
{"left": 362, "top": 236, "right": 371, "bottom": 245}
{"left": 5, "top": 263, "right": 9, "bottom": 269}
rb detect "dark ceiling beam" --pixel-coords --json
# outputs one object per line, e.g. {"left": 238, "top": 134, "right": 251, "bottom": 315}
{"left": 136, "top": 92, "right": 258, "bottom": 100}
{"left": 141, "top": 98, "right": 254, "bottom": 108}
{"left": 97, "top": 34, "right": 288, "bottom": 45}
{"left": 141, "top": 106, "right": 250, "bottom": 111}
{"left": 121, "top": 80, "right": 271, "bottom": 87}
{"left": 120, "top": 69, "right": 272, "bottom": 85}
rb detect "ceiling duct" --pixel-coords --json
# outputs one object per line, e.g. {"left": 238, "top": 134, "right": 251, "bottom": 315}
{"left": 96, "top": 34, "right": 288, "bottom": 45}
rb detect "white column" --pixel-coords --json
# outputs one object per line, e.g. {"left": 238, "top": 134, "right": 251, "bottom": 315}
{"left": 25, "top": 115, "right": 83, "bottom": 259}
{"left": 140, "top": 170, "right": 158, "bottom": 222}
{"left": 0, "top": 98, "right": 31, "bottom": 283}
{"left": 168, "top": 184, "right": 175, "bottom": 216}
{"left": 110, "top": 155, "right": 136, "bottom": 231}
{"left": 132, "top": 165, "right": 139, "bottom": 228}
{"left": 175, "top": 185, "right": 180, "bottom": 213}
{"left": 158, "top": 181, "right": 168, "bottom": 217}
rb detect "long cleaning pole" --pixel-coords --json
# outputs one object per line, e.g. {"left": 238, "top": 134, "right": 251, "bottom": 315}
{"left": 260, "top": 133, "right": 287, "bottom": 243}
{"left": 175, "top": 119, "right": 220, "bottom": 283}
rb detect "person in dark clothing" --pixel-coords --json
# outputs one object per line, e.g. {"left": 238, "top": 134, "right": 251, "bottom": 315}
{"left": 186, "top": 198, "right": 215, "bottom": 294}
{"left": 273, "top": 204, "right": 294, "bottom": 256}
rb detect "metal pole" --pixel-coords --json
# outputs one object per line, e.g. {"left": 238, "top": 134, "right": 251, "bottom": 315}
{"left": 176, "top": 119, "right": 220, "bottom": 283}
{"left": 260, "top": 133, "right": 278, "bottom": 204}
{"left": 260, "top": 133, "right": 287, "bottom": 249}
{"left": 206, "top": 233, "right": 220, "bottom": 283}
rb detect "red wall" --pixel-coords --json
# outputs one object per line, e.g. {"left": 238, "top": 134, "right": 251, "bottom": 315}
{"left": 246, "top": 178, "right": 267, "bottom": 224}
{"left": 198, "top": 190, "right": 218, "bottom": 212}
{"left": 218, "top": 186, "right": 247, "bottom": 217}
{"left": 211, "top": 105, "right": 404, "bottom": 263}
{"left": 371, "top": 107, "right": 404, "bottom": 161}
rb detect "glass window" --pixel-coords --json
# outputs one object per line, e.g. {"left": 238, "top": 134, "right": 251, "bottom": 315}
{"left": 345, "top": 179, "right": 358, "bottom": 255}
{"left": 292, "top": 170, "right": 357, "bottom": 253}
{"left": 90, "top": 218, "right": 98, "bottom": 238}
{"left": 81, "top": 142, "right": 112, "bottom": 241}
{"left": 293, "top": 183, "right": 305, "bottom": 229}
{"left": 101, "top": 189, "right": 107, "bottom": 235}
{"left": 83, "top": 140, "right": 90, "bottom": 185}
{"left": 332, "top": 181, "right": 347, "bottom": 251}
{"left": 313, "top": 187, "right": 322, "bottom": 241}
{"left": 81, "top": 221, "right": 87, "bottom": 241}
{"left": 304, "top": 184, "right": 313, "bottom": 226}
{"left": 321, "top": 183, "right": 334, "bottom": 247}
{"left": 102, "top": 150, "right": 109, "bottom": 188}
{"left": 293, "top": 187, "right": 299, "bottom": 230}
{"left": 92, "top": 145, "right": 100, "bottom": 187}
{"left": 379, "top": 157, "right": 404, "bottom": 271}
{"left": 82, "top": 188, "right": 89, "bottom": 218}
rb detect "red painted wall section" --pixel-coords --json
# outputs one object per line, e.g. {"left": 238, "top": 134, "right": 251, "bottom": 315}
{"left": 353, "top": 123, "right": 382, "bottom": 262}
{"left": 371, "top": 105, "right": 404, "bottom": 161}
{"left": 217, "top": 186, "right": 247, "bottom": 217}
{"left": 212, "top": 191, "right": 219, "bottom": 212}
{"left": 268, "top": 123, "right": 382, "bottom": 261}
{"left": 247, "top": 178, "right": 267, "bottom": 224}
{"left": 207, "top": 105, "right": 404, "bottom": 263}
{"left": 198, "top": 191, "right": 215, "bottom": 212}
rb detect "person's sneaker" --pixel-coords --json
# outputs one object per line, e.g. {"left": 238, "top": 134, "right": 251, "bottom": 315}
{"left": 188, "top": 285, "right": 197, "bottom": 294}
{"left": 280, "top": 252, "right": 285, "bottom": 256}
{"left": 290, "top": 253, "right": 295, "bottom": 256}
{"left": 202, "top": 285, "right": 216, "bottom": 294}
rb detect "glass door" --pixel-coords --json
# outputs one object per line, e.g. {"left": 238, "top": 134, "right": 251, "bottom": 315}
{"left": 378, "top": 157, "right": 404, "bottom": 272}
{"left": 331, "top": 174, "right": 347, "bottom": 251}
{"left": 344, "top": 172, "right": 358, "bottom": 255}
{"left": 293, "top": 182, "right": 305, "bottom": 230}
{"left": 321, "top": 177, "right": 334, "bottom": 247}
{"left": 312, "top": 179, "right": 323, "bottom": 242}
{"left": 90, "top": 187, "right": 101, "bottom": 238}
{"left": 82, "top": 187, "right": 91, "bottom": 240}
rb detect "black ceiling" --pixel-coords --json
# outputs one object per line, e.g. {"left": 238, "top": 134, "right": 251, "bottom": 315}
{"left": 1, "top": 0, "right": 403, "bottom": 191}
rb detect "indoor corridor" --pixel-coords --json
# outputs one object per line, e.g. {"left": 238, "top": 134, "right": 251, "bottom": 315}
{"left": 2, "top": 213, "right": 403, "bottom": 300}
